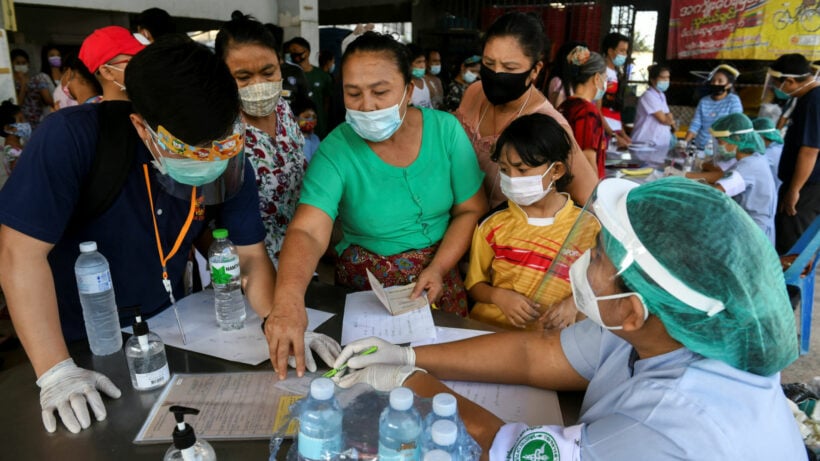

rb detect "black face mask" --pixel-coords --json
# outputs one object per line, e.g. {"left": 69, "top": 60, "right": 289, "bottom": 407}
{"left": 291, "top": 52, "right": 306, "bottom": 64}
{"left": 480, "top": 64, "right": 533, "bottom": 105}
{"left": 709, "top": 84, "right": 728, "bottom": 96}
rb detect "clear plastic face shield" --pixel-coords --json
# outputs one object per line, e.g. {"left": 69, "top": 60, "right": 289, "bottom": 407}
{"left": 534, "top": 179, "right": 726, "bottom": 330}
{"left": 144, "top": 118, "right": 246, "bottom": 205}
{"left": 762, "top": 68, "right": 812, "bottom": 101}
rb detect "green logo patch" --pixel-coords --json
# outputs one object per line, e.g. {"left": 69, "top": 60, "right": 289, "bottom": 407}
{"left": 510, "top": 431, "right": 560, "bottom": 461}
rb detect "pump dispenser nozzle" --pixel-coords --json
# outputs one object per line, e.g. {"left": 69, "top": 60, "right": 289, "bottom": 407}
{"left": 170, "top": 406, "right": 199, "bottom": 449}
{"left": 164, "top": 406, "right": 216, "bottom": 461}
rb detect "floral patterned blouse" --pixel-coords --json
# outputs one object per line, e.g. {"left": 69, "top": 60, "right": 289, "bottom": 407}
{"left": 244, "top": 98, "right": 307, "bottom": 265}
{"left": 15, "top": 73, "right": 53, "bottom": 129}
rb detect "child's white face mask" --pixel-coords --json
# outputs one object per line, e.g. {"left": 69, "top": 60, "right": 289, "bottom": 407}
{"left": 499, "top": 163, "right": 555, "bottom": 206}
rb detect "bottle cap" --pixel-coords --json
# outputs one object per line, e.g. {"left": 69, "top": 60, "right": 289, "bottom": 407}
{"left": 424, "top": 449, "right": 452, "bottom": 461}
{"left": 169, "top": 406, "right": 199, "bottom": 450}
{"left": 79, "top": 241, "right": 97, "bottom": 253}
{"left": 431, "top": 419, "right": 458, "bottom": 446}
{"left": 133, "top": 315, "right": 149, "bottom": 337}
{"left": 212, "top": 228, "right": 228, "bottom": 239}
{"left": 310, "top": 377, "right": 335, "bottom": 401}
{"left": 432, "top": 393, "right": 457, "bottom": 417}
{"left": 389, "top": 387, "right": 414, "bottom": 411}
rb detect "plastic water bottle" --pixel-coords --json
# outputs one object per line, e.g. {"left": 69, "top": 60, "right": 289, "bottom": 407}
{"left": 74, "top": 241, "right": 122, "bottom": 356}
{"left": 208, "top": 229, "right": 245, "bottom": 330}
{"left": 298, "top": 378, "right": 343, "bottom": 461}
{"left": 379, "top": 387, "right": 422, "bottom": 461}
{"left": 425, "top": 420, "right": 458, "bottom": 459}
{"left": 704, "top": 139, "right": 714, "bottom": 159}
{"left": 424, "top": 450, "right": 452, "bottom": 461}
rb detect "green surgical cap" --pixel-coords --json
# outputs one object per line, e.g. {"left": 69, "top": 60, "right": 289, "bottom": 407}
{"left": 601, "top": 177, "right": 797, "bottom": 376}
{"left": 710, "top": 113, "right": 766, "bottom": 154}
{"left": 752, "top": 117, "right": 784, "bottom": 144}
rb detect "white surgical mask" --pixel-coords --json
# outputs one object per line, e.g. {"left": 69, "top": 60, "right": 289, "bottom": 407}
{"left": 239, "top": 81, "right": 282, "bottom": 117}
{"left": 568, "top": 250, "right": 647, "bottom": 330}
{"left": 463, "top": 70, "right": 478, "bottom": 84}
{"left": 13, "top": 64, "right": 28, "bottom": 74}
{"left": 345, "top": 87, "right": 408, "bottom": 142}
{"left": 499, "top": 164, "right": 555, "bottom": 206}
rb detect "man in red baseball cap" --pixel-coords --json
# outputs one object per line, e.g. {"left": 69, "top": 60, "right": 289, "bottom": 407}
{"left": 78, "top": 26, "right": 145, "bottom": 101}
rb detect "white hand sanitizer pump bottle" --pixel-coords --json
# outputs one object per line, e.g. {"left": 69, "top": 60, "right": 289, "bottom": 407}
{"left": 163, "top": 406, "right": 216, "bottom": 461}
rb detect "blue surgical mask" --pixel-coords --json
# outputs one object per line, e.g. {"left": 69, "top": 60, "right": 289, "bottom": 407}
{"left": 284, "top": 53, "right": 293, "bottom": 64}
{"left": 463, "top": 70, "right": 478, "bottom": 83}
{"left": 9, "top": 122, "right": 31, "bottom": 141}
{"left": 656, "top": 81, "right": 670, "bottom": 92}
{"left": 411, "top": 67, "right": 426, "bottom": 79}
{"left": 593, "top": 75, "right": 606, "bottom": 101}
{"left": 329, "top": 63, "right": 336, "bottom": 74}
{"left": 430, "top": 65, "right": 441, "bottom": 76}
{"left": 716, "top": 143, "right": 736, "bottom": 160}
{"left": 613, "top": 54, "right": 627, "bottom": 67}
{"left": 345, "top": 87, "right": 408, "bottom": 142}
{"left": 774, "top": 83, "right": 790, "bottom": 100}
{"left": 161, "top": 157, "right": 230, "bottom": 186}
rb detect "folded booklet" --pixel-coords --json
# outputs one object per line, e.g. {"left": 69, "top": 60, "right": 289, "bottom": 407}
{"left": 366, "top": 269, "right": 429, "bottom": 316}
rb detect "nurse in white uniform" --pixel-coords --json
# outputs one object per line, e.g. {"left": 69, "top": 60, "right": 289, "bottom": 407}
{"left": 333, "top": 177, "right": 806, "bottom": 461}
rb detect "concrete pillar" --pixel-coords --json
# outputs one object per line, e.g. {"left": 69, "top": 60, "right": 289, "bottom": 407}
{"left": 279, "top": 0, "right": 320, "bottom": 66}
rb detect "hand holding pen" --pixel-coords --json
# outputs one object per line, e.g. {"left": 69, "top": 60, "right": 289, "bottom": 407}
{"left": 329, "top": 337, "right": 416, "bottom": 376}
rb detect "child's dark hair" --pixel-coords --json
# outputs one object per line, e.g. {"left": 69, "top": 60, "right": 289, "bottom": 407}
{"left": 65, "top": 53, "right": 103, "bottom": 96}
{"left": 492, "top": 113, "right": 573, "bottom": 190}
{"left": 290, "top": 94, "right": 316, "bottom": 116}
{"left": 648, "top": 64, "right": 669, "bottom": 81}
{"left": 0, "top": 100, "right": 21, "bottom": 137}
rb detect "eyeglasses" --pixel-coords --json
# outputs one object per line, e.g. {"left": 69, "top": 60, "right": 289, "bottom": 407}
{"left": 146, "top": 118, "right": 245, "bottom": 162}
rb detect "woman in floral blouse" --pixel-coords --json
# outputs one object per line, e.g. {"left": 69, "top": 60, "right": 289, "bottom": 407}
{"left": 216, "top": 12, "right": 307, "bottom": 265}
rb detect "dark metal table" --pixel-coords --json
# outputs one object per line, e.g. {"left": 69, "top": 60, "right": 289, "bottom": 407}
{"left": 0, "top": 280, "right": 580, "bottom": 459}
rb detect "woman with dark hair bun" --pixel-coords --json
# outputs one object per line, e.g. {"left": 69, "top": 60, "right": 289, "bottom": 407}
{"left": 272, "top": 31, "right": 487, "bottom": 319}
{"left": 215, "top": 10, "right": 307, "bottom": 267}
{"left": 454, "top": 12, "right": 597, "bottom": 208}
{"left": 558, "top": 46, "right": 608, "bottom": 178}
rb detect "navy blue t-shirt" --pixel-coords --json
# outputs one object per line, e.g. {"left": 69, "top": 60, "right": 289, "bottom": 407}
{"left": 779, "top": 86, "right": 820, "bottom": 186}
{"left": 0, "top": 104, "right": 265, "bottom": 342}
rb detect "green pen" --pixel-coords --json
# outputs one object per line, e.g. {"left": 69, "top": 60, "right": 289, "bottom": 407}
{"left": 323, "top": 345, "right": 379, "bottom": 378}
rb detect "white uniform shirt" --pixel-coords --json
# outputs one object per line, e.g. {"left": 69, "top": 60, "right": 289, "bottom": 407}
{"left": 631, "top": 86, "right": 672, "bottom": 155}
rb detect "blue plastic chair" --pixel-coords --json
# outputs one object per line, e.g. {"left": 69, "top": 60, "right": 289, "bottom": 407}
{"left": 783, "top": 215, "right": 820, "bottom": 355}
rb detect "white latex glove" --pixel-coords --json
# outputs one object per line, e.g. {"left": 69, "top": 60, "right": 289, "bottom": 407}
{"left": 287, "top": 331, "right": 342, "bottom": 373}
{"left": 332, "top": 336, "right": 415, "bottom": 372}
{"left": 36, "top": 358, "right": 122, "bottom": 434}
{"left": 664, "top": 166, "right": 685, "bottom": 177}
{"left": 334, "top": 364, "right": 425, "bottom": 391}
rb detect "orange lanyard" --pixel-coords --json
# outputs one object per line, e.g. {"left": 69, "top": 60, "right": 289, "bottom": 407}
{"left": 142, "top": 164, "right": 197, "bottom": 281}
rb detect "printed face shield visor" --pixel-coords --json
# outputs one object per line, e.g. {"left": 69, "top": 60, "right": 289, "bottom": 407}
{"left": 145, "top": 119, "right": 246, "bottom": 205}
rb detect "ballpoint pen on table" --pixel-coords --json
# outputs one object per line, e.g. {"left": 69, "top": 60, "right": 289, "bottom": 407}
{"left": 323, "top": 345, "right": 379, "bottom": 378}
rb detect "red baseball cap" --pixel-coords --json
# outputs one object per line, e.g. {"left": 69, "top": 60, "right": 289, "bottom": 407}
{"left": 79, "top": 26, "right": 145, "bottom": 73}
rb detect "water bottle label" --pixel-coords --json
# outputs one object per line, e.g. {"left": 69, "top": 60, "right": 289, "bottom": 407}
{"left": 135, "top": 363, "right": 170, "bottom": 389}
{"left": 298, "top": 432, "right": 342, "bottom": 460}
{"left": 378, "top": 443, "right": 419, "bottom": 461}
{"left": 77, "top": 271, "right": 113, "bottom": 294}
{"left": 210, "top": 257, "right": 240, "bottom": 284}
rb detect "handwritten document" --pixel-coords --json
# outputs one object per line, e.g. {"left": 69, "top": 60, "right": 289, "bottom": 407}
{"left": 443, "top": 380, "right": 563, "bottom": 426}
{"left": 341, "top": 290, "right": 436, "bottom": 345}
{"left": 366, "top": 269, "right": 429, "bottom": 315}
{"left": 124, "top": 290, "right": 335, "bottom": 365}
{"left": 134, "top": 372, "right": 300, "bottom": 443}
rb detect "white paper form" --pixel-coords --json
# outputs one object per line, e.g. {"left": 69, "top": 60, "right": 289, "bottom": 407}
{"left": 443, "top": 380, "right": 563, "bottom": 427}
{"left": 124, "top": 290, "right": 335, "bottom": 365}
{"left": 341, "top": 290, "right": 436, "bottom": 345}
{"left": 411, "top": 326, "right": 493, "bottom": 347}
